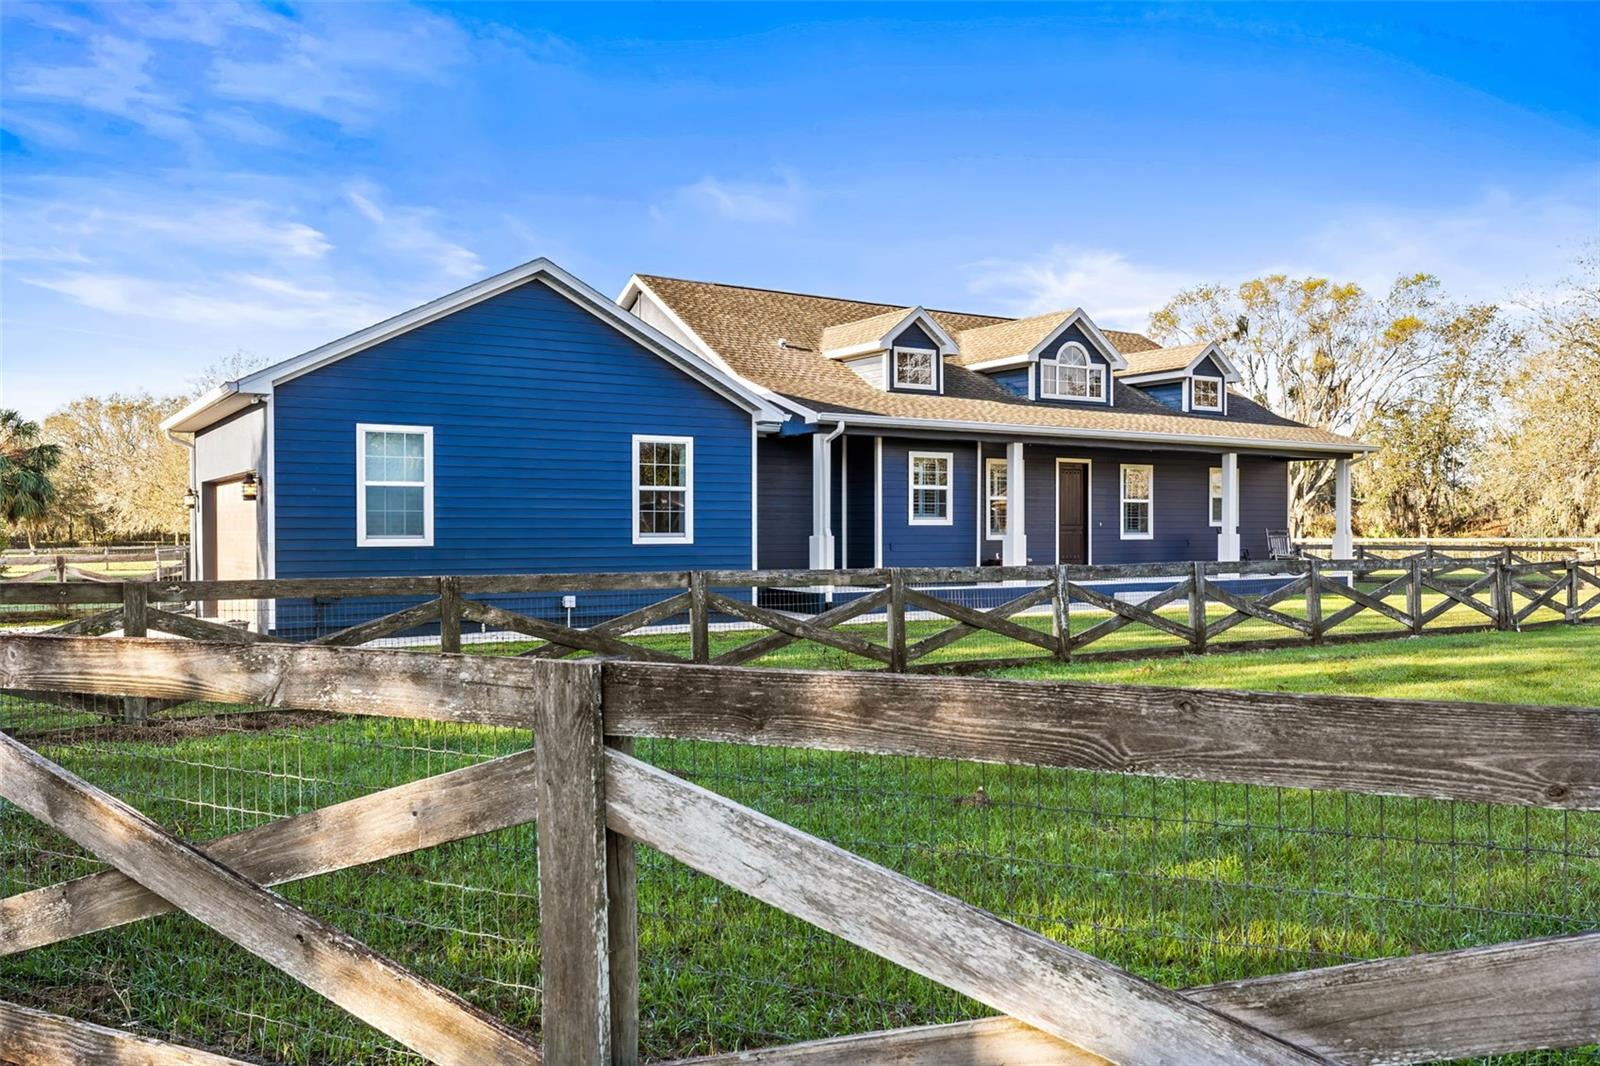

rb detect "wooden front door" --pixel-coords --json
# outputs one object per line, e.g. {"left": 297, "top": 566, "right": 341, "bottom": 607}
{"left": 1057, "top": 463, "right": 1088, "bottom": 564}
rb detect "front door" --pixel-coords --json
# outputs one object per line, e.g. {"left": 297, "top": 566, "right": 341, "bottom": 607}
{"left": 1057, "top": 462, "right": 1088, "bottom": 564}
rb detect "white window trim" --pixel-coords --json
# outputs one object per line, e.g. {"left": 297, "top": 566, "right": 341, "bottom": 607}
{"left": 1119, "top": 462, "right": 1154, "bottom": 540}
{"left": 907, "top": 449, "right": 953, "bottom": 526}
{"left": 355, "top": 423, "right": 434, "bottom": 548}
{"left": 632, "top": 434, "right": 695, "bottom": 544}
{"left": 891, "top": 347, "right": 939, "bottom": 392}
{"left": 1191, "top": 376, "right": 1224, "bottom": 412}
{"left": 1208, "top": 466, "right": 1223, "bottom": 527}
{"left": 1039, "top": 341, "right": 1107, "bottom": 402}
{"left": 984, "top": 456, "right": 1008, "bottom": 539}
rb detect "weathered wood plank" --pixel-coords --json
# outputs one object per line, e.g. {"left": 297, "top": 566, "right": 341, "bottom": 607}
{"left": 1068, "top": 577, "right": 1193, "bottom": 653}
{"left": 904, "top": 583, "right": 1054, "bottom": 661}
{"left": 711, "top": 589, "right": 889, "bottom": 668}
{"left": 146, "top": 607, "right": 289, "bottom": 644}
{"left": 664, "top": 932, "right": 1600, "bottom": 1066}
{"left": 0, "top": 636, "right": 541, "bottom": 727}
{"left": 1318, "top": 573, "right": 1412, "bottom": 631}
{"left": 44, "top": 607, "right": 124, "bottom": 637}
{"left": 1, "top": 748, "right": 540, "bottom": 956}
{"left": 688, "top": 571, "right": 710, "bottom": 663}
{"left": 0, "top": 732, "right": 541, "bottom": 1065}
{"left": 521, "top": 592, "right": 693, "bottom": 660}
{"left": 311, "top": 597, "right": 441, "bottom": 647}
{"left": 0, "top": 999, "right": 254, "bottom": 1065}
{"left": 603, "top": 750, "right": 1323, "bottom": 1064}
{"left": 1418, "top": 571, "right": 1498, "bottom": 625}
{"left": 1202, "top": 576, "right": 1314, "bottom": 640}
{"left": 707, "top": 592, "right": 892, "bottom": 665}
{"left": 605, "top": 737, "right": 640, "bottom": 1066}
{"left": 1064, "top": 580, "right": 1195, "bottom": 642}
{"left": 462, "top": 601, "right": 683, "bottom": 663}
{"left": 534, "top": 660, "right": 612, "bottom": 1066}
{"left": 1510, "top": 577, "right": 1568, "bottom": 623}
{"left": 902, "top": 586, "right": 1058, "bottom": 657}
{"left": 600, "top": 662, "right": 1600, "bottom": 808}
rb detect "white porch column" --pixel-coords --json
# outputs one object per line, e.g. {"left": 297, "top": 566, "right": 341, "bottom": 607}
{"left": 1003, "top": 442, "right": 1028, "bottom": 566}
{"left": 808, "top": 432, "right": 836, "bottom": 568}
{"left": 1333, "top": 457, "right": 1353, "bottom": 561}
{"left": 1218, "top": 452, "right": 1240, "bottom": 563}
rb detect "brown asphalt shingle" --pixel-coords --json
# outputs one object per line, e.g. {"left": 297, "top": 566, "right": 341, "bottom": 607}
{"left": 633, "top": 275, "right": 1364, "bottom": 452}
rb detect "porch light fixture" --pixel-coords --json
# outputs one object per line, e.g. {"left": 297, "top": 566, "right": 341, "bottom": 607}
{"left": 240, "top": 472, "right": 259, "bottom": 501}
{"left": 183, "top": 487, "right": 198, "bottom": 510}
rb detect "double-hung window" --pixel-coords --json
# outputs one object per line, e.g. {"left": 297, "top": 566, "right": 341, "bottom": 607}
{"left": 1209, "top": 467, "right": 1224, "bottom": 526}
{"left": 908, "top": 451, "right": 952, "bottom": 524}
{"left": 1040, "top": 342, "right": 1106, "bottom": 401}
{"left": 357, "top": 424, "right": 433, "bottom": 547}
{"left": 1120, "top": 463, "right": 1153, "bottom": 539}
{"left": 633, "top": 435, "right": 693, "bottom": 543}
{"left": 1191, "top": 376, "right": 1223, "bottom": 411}
{"left": 985, "top": 457, "right": 1008, "bottom": 538}
{"left": 892, "top": 347, "right": 938, "bottom": 391}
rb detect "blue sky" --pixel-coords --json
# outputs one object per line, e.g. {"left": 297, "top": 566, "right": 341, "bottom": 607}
{"left": 3, "top": 2, "right": 1597, "bottom": 417}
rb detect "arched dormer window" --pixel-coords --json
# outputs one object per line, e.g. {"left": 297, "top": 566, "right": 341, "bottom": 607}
{"left": 1040, "top": 342, "right": 1106, "bottom": 401}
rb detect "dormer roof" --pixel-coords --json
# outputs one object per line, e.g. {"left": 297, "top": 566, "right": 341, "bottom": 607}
{"left": 818, "top": 306, "right": 957, "bottom": 358}
{"left": 952, "top": 308, "right": 1129, "bottom": 370}
{"left": 1117, "top": 341, "right": 1241, "bottom": 383}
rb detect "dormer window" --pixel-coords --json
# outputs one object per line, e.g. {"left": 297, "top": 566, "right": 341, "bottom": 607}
{"left": 1191, "top": 376, "right": 1223, "bottom": 412}
{"left": 892, "top": 347, "right": 938, "bottom": 391}
{"left": 1040, "top": 342, "right": 1106, "bottom": 401}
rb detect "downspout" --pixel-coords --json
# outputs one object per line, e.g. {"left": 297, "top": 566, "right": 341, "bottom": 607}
{"left": 811, "top": 420, "right": 846, "bottom": 570}
{"left": 166, "top": 429, "right": 196, "bottom": 580}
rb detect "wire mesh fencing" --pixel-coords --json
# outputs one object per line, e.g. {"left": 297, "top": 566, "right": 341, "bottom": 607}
{"left": 3, "top": 680, "right": 1596, "bottom": 1064}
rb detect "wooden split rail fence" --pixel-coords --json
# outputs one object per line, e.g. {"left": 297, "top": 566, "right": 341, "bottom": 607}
{"left": 0, "top": 635, "right": 1596, "bottom": 1064}
{"left": 4, "top": 557, "right": 1596, "bottom": 682}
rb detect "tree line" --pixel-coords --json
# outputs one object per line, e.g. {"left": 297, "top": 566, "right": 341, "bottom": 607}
{"left": 3, "top": 261, "right": 1597, "bottom": 548}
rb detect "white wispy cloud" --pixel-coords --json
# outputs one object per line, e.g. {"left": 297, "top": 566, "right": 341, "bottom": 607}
{"left": 8, "top": 33, "right": 194, "bottom": 141}
{"left": 345, "top": 181, "right": 483, "bottom": 280}
{"left": 966, "top": 247, "right": 1201, "bottom": 327}
{"left": 657, "top": 171, "right": 808, "bottom": 226}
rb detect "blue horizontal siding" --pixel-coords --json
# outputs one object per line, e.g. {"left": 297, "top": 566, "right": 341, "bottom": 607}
{"left": 879, "top": 437, "right": 977, "bottom": 566}
{"left": 273, "top": 279, "right": 753, "bottom": 578}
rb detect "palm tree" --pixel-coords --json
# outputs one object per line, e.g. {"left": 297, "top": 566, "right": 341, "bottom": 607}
{"left": 0, "top": 409, "right": 61, "bottom": 549}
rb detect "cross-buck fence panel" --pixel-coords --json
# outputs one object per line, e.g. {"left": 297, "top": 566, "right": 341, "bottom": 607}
{"left": 1, "top": 635, "right": 1595, "bottom": 1064}
{"left": 3, "top": 556, "right": 1595, "bottom": 679}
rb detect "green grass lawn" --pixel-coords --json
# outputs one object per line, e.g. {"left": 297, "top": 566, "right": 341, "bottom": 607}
{"left": 1, "top": 620, "right": 1596, "bottom": 1062}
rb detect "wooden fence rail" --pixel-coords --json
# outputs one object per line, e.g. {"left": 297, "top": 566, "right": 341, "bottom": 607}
{"left": 0, "top": 636, "right": 1595, "bottom": 1064}
{"left": 4, "top": 556, "right": 1595, "bottom": 678}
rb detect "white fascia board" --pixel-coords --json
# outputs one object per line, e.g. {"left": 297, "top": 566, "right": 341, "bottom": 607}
{"left": 1058, "top": 311, "right": 1130, "bottom": 371}
{"left": 814, "top": 411, "right": 1377, "bottom": 455}
{"left": 160, "top": 382, "right": 264, "bottom": 433}
{"left": 961, "top": 354, "right": 1031, "bottom": 372}
{"left": 621, "top": 274, "right": 818, "bottom": 428}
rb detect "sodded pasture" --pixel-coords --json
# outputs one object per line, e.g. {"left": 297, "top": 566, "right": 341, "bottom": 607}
{"left": 2, "top": 624, "right": 1596, "bottom": 1063}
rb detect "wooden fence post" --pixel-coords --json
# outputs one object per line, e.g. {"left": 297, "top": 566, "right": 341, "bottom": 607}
{"left": 1306, "top": 559, "right": 1323, "bottom": 642}
{"left": 1189, "top": 561, "right": 1208, "bottom": 655}
{"left": 1051, "top": 566, "right": 1070, "bottom": 661}
{"left": 120, "top": 583, "right": 149, "bottom": 726}
{"left": 1566, "top": 560, "right": 1580, "bottom": 624}
{"left": 437, "top": 577, "right": 462, "bottom": 654}
{"left": 604, "top": 736, "right": 639, "bottom": 1066}
{"left": 1407, "top": 557, "right": 1423, "bottom": 635}
{"left": 533, "top": 660, "right": 615, "bottom": 1066}
{"left": 54, "top": 555, "right": 65, "bottom": 583}
{"left": 887, "top": 571, "right": 908, "bottom": 672}
{"left": 1495, "top": 558, "right": 1513, "bottom": 631}
{"left": 688, "top": 571, "right": 710, "bottom": 663}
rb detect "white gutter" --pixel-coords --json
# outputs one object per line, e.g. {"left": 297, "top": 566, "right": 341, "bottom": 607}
{"left": 819, "top": 412, "right": 1375, "bottom": 455}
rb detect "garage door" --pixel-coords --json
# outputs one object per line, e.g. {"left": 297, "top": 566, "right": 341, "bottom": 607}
{"left": 204, "top": 478, "right": 258, "bottom": 581}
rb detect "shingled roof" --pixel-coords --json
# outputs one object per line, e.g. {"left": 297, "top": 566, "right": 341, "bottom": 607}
{"left": 951, "top": 310, "right": 1082, "bottom": 366}
{"left": 628, "top": 275, "right": 1367, "bottom": 454}
{"left": 1119, "top": 341, "right": 1214, "bottom": 377}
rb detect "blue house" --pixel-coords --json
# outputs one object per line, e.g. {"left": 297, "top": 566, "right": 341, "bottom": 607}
{"left": 164, "top": 258, "right": 1370, "bottom": 605}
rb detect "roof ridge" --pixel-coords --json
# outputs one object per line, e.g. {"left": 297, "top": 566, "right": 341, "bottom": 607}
{"left": 636, "top": 273, "right": 1012, "bottom": 324}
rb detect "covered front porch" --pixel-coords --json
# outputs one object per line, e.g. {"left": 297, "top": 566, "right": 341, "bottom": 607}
{"left": 786, "top": 429, "right": 1357, "bottom": 571}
